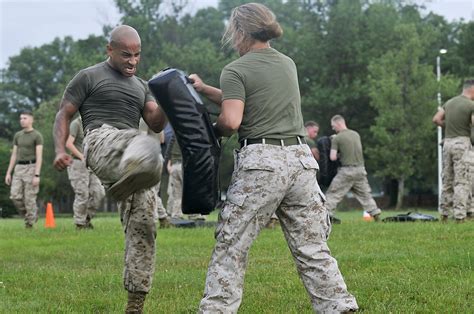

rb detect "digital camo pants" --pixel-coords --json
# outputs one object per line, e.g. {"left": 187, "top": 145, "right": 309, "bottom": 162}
{"left": 67, "top": 159, "right": 105, "bottom": 226}
{"left": 325, "top": 166, "right": 381, "bottom": 217}
{"left": 166, "top": 162, "right": 183, "bottom": 218}
{"left": 440, "top": 137, "right": 471, "bottom": 219}
{"left": 199, "top": 144, "right": 358, "bottom": 313}
{"left": 10, "top": 164, "right": 39, "bottom": 226}
{"left": 84, "top": 125, "right": 158, "bottom": 293}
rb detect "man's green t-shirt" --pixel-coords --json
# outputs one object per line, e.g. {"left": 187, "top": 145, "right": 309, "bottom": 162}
{"left": 442, "top": 95, "right": 474, "bottom": 138}
{"left": 13, "top": 129, "right": 43, "bottom": 162}
{"left": 220, "top": 48, "right": 305, "bottom": 141}
{"left": 70, "top": 116, "right": 84, "bottom": 153}
{"left": 63, "top": 61, "right": 156, "bottom": 132}
{"left": 305, "top": 136, "right": 316, "bottom": 149}
{"left": 331, "top": 129, "right": 364, "bottom": 167}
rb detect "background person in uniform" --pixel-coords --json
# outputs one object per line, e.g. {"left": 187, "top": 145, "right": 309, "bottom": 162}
{"left": 165, "top": 134, "right": 206, "bottom": 221}
{"left": 5, "top": 111, "right": 43, "bottom": 229}
{"left": 305, "top": 120, "right": 320, "bottom": 160}
{"left": 189, "top": 3, "right": 358, "bottom": 312}
{"left": 325, "top": 115, "right": 382, "bottom": 223}
{"left": 433, "top": 79, "right": 474, "bottom": 222}
{"left": 66, "top": 115, "right": 105, "bottom": 229}
{"left": 138, "top": 118, "right": 171, "bottom": 228}
{"left": 53, "top": 25, "right": 167, "bottom": 313}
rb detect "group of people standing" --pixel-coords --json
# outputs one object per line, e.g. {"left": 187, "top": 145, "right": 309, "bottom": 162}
{"left": 4, "top": 2, "right": 473, "bottom": 313}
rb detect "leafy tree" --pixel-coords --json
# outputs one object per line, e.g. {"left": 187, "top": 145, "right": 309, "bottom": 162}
{"left": 367, "top": 23, "right": 439, "bottom": 209}
{"left": 0, "top": 139, "right": 16, "bottom": 217}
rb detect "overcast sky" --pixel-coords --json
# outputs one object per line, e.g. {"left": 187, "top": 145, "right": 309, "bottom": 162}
{"left": 1, "top": 0, "right": 473, "bottom": 69}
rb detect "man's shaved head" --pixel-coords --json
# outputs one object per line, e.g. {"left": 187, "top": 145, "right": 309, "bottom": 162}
{"left": 109, "top": 25, "right": 141, "bottom": 47}
{"left": 107, "top": 25, "right": 142, "bottom": 77}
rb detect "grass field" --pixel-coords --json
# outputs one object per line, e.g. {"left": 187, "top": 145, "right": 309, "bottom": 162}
{"left": 0, "top": 210, "right": 472, "bottom": 313}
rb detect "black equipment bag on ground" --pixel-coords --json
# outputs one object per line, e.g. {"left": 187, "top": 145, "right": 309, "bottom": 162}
{"left": 316, "top": 136, "right": 340, "bottom": 188}
{"left": 148, "top": 68, "right": 220, "bottom": 215}
{"left": 382, "top": 212, "right": 438, "bottom": 222}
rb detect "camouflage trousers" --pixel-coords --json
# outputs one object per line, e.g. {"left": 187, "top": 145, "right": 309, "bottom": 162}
{"left": 325, "top": 166, "right": 381, "bottom": 217}
{"left": 440, "top": 137, "right": 471, "bottom": 219}
{"left": 153, "top": 182, "right": 168, "bottom": 221}
{"left": 199, "top": 144, "right": 358, "bottom": 313}
{"left": 10, "top": 164, "right": 39, "bottom": 226}
{"left": 84, "top": 124, "right": 159, "bottom": 293}
{"left": 467, "top": 149, "right": 474, "bottom": 215}
{"left": 166, "top": 162, "right": 183, "bottom": 218}
{"left": 67, "top": 159, "right": 105, "bottom": 225}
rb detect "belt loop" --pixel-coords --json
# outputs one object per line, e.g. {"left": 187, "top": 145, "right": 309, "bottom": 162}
{"left": 262, "top": 138, "right": 266, "bottom": 145}
{"left": 243, "top": 139, "right": 248, "bottom": 147}
{"left": 280, "top": 139, "right": 285, "bottom": 146}
{"left": 297, "top": 136, "right": 302, "bottom": 145}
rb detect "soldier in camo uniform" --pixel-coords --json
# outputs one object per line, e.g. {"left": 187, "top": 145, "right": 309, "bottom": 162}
{"left": 5, "top": 111, "right": 43, "bottom": 229}
{"left": 53, "top": 25, "right": 167, "bottom": 313}
{"left": 324, "top": 115, "right": 382, "bottom": 223}
{"left": 66, "top": 115, "right": 105, "bottom": 229}
{"left": 189, "top": 3, "right": 358, "bottom": 313}
{"left": 433, "top": 79, "right": 474, "bottom": 222}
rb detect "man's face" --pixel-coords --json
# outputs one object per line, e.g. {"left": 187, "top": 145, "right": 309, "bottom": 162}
{"left": 19, "top": 114, "right": 33, "bottom": 129}
{"left": 331, "top": 121, "right": 340, "bottom": 133}
{"left": 107, "top": 38, "right": 141, "bottom": 77}
{"left": 306, "top": 126, "right": 319, "bottom": 139}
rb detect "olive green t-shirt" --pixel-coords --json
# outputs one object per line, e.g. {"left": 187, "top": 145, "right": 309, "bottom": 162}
{"left": 442, "top": 95, "right": 474, "bottom": 138}
{"left": 69, "top": 117, "right": 84, "bottom": 153}
{"left": 331, "top": 129, "right": 364, "bottom": 167}
{"left": 63, "top": 61, "right": 156, "bottom": 132}
{"left": 220, "top": 48, "right": 305, "bottom": 141}
{"left": 305, "top": 136, "right": 316, "bottom": 149}
{"left": 13, "top": 129, "right": 43, "bottom": 162}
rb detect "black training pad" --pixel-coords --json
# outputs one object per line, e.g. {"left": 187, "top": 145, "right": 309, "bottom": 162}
{"left": 148, "top": 68, "right": 220, "bottom": 215}
{"left": 316, "top": 136, "right": 340, "bottom": 188}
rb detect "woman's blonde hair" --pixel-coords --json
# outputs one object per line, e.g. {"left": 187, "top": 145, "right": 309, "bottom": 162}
{"left": 222, "top": 3, "right": 283, "bottom": 52}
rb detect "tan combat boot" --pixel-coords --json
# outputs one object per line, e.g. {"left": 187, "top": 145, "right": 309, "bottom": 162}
{"left": 159, "top": 217, "right": 172, "bottom": 229}
{"left": 125, "top": 291, "right": 146, "bottom": 314}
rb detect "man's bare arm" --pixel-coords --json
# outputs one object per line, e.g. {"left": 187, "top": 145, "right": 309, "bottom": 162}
{"left": 143, "top": 101, "right": 167, "bottom": 133}
{"left": 53, "top": 99, "right": 78, "bottom": 170}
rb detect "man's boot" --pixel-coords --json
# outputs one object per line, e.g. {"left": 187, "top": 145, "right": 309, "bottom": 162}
{"left": 125, "top": 291, "right": 146, "bottom": 314}
{"left": 441, "top": 215, "right": 449, "bottom": 223}
{"left": 265, "top": 217, "right": 279, "bottom": 229}
{"left": 372, "top": 214, "right": 381, "bottom": 222}
{"left": 159, "top": 217, "right": 172, "bottom": 229}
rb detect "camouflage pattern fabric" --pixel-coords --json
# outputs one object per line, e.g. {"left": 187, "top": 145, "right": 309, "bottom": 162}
{"left": 324, "top": 166, "right": 381, "bottom": 217}
{"left": 67, "top": 159, "right": 105, "bottom": 225}
{"left": 154, "top": 182, "right": 168, "bottom": 221}
{"left": 166, "top": 162, "right": 183, "bottom": 218}
{"left": 199, "top": 144, "right": 358, "bottom": 313}
{"left": 10, "top": 164, "right": 39, "bottom": 226}
{"left": 440, "top": 137, "right": 471, "bottom": 219}
{"left": 83, "top": 124, "right": 159, "bottom": 293}
{"left": 467, "top": 148, "right": 474, "bottom": 216}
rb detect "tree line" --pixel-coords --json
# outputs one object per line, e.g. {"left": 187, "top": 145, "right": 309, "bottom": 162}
{"left": 1, "top": 0, "right": 473, "bottom": 215}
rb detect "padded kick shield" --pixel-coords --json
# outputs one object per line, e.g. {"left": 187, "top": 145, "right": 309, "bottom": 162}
{"left": 148, "top": 68, "right": 220, "bottom": 215}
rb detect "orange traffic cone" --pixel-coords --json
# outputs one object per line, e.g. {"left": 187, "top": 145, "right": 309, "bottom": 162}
{"left": 45, "top": 202, "right": 56, "bottom": 228}
{"left": 363, "top": 211, "right": 373, "bottom": 222}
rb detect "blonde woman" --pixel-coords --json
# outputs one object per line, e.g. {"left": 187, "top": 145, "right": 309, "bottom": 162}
{"left": 190, "top": 3, "right": 358, "bottom": 313}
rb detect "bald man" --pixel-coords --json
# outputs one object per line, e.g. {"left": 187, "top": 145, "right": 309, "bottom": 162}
{"left": 53, "top": 25, "right": 167, "bottom": 312}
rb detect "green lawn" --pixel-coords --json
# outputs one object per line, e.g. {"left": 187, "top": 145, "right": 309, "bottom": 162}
{"left": 0, "top": 210, "right": 472, "bottom": 313}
